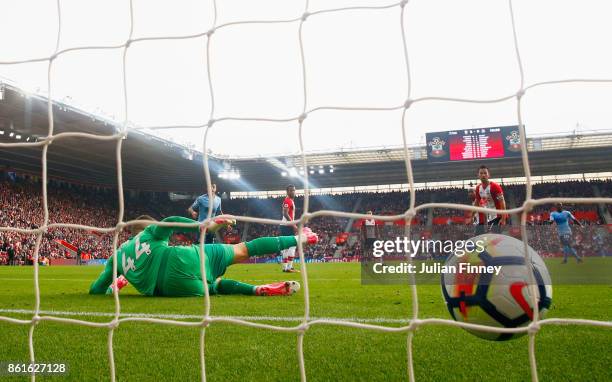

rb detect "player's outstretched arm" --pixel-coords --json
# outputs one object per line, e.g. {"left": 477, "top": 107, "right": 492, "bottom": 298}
{"left": 149, "top": 216, "right": 236, "bottom": 242}
{"left": 89, "top": 255, "right": 114, "bottom": 294}
{"left": 150, "top": 216, "right": 200, "bottom": 241}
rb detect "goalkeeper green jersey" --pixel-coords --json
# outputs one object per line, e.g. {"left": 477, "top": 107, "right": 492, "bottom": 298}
{"left": 90, "top": 216, "right": 301, "bottom": 297}
{"left": 89, "top": 216, "right": 207, "bottom": 296}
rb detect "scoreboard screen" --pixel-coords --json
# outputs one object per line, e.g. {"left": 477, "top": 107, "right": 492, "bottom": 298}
{"left": 425, "top": 126, "right": 523, "bottom": 162}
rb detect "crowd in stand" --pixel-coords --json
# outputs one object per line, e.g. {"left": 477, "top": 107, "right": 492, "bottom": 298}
{"left": 1, "top": 171, "right": 610, "bottom": 265}
{"left": 512, "top": 181, "right": 607, "bottom": 218}
{"left": 427, "top": 181, "right": 607, "bottom": 220}
{"left": 0, "top": 172, "right": 170, "bottom": 264}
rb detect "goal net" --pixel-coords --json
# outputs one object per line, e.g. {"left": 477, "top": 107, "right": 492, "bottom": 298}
{"left": 0, "top": 1, "right": 611, "bottom": 381}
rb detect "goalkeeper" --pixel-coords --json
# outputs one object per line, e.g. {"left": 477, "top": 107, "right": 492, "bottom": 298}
{"left": 89, "top": 216, "right": 318, "bottom": 297}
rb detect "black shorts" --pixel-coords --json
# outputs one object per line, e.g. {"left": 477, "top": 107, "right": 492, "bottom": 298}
{"left": 487, "top": 217, "right": 502, "bottom": 226}
{"left": 476, "top": 217, "right": 501, "bottom": 226}
{"left": 365, "top": 238, "right": 377, "bottom": 249}
{"left": 488, "top": 217, "right": 502, "bottom": 233}
{"left": 475, "top": 217, "right": 502, "bottom": 235}
{"left": 204, "top": 232, "right": 216, "bottom": 244}
{"left": 195, "top": 231, "right": 216, "bottom": 244}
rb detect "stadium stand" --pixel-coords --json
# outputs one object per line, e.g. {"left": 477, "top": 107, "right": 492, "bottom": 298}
{"left": 1, "top": 170, "right": 609, "bottom": 265}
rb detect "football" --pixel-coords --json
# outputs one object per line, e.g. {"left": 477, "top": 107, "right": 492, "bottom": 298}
{"left": 441, "top": 233, "right": 553, "bottom": 341}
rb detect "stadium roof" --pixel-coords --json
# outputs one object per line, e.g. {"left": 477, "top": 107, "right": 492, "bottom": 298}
{"left": 0, "top": 83, "right": 210, "bottom": 192}
{"left": 257, "top": 130, "right": 612, "bottom": 167}
{"left": 1, "top": 82, "right": 611, "bottom": 193}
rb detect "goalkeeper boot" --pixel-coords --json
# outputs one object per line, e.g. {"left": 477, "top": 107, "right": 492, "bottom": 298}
{"left": 256, "top": 281, "right": 300, "bottom": 296}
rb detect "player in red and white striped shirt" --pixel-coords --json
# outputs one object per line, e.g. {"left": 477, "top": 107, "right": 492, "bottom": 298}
{"left": 280, "top": 184, "right": 299, "bottom": 272}
{"left": 472, "top": 165, "right": 508, "bottom": 234}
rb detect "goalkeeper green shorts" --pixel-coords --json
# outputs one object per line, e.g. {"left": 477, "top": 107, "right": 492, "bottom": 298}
{"left": 157, "top": 244, "right": 235, "bottom": 297}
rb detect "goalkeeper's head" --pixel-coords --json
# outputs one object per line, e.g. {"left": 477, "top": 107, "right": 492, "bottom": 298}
{"left": 131, "top": 215, "right": 156, "bottom": 236}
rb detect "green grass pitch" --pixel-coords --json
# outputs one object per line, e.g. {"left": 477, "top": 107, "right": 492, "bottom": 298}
{"left": 0, "top": 262, "right": 610, "bottom": 382}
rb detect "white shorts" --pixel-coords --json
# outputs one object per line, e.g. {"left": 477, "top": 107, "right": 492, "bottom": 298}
{"left": 281, "top": 246, "right": 296, "bottom": 259}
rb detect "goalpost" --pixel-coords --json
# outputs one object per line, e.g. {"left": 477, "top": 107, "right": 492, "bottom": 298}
{"left": 1, "top": 0, "right": 611, "bottom": 381}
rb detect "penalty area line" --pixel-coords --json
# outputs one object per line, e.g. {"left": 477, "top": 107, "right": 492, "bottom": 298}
{"left": 0, "top": 308, "right": 409, "bottom": 324}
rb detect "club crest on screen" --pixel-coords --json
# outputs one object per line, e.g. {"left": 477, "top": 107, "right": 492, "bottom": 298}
{"left": 505, "top": 130, "right": 522, "bottom": 152}
{"left": 428, "top": 136, "right": 446, "bottom": 157}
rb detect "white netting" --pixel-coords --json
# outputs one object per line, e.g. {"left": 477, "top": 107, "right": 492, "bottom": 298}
{"left": 1, "top": 0, "right": 611, "bottom": 381}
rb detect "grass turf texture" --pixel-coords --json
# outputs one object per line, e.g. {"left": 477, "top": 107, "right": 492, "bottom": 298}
{"left": 0, "top": 262, "right": 610, "bottom": 382}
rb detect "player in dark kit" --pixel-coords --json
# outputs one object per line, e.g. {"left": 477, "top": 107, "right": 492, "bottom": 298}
{"left": 361, "top": 211, "right": 380, "bottom": 256}
{"left": 472, "top": 165, "right": 507, "bottom": 234}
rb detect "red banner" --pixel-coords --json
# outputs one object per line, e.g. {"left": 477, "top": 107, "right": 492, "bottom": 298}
{"left": 53, "top": 239, "right": 91, "bottom": 259}
{"left": 54, "top": 239, "right": 77, "bottom": 256}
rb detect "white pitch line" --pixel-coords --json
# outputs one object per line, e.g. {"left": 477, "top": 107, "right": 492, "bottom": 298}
{"left": 0, "top": 308, "right": 409, "bottom": 324}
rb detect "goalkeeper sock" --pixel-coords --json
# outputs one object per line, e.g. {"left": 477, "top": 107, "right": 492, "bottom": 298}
{"left": 245, "top": 236, "right": 297, "bottom": 258}
{"left": 216, "top": 279, "right": 256, "bottom": 295}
